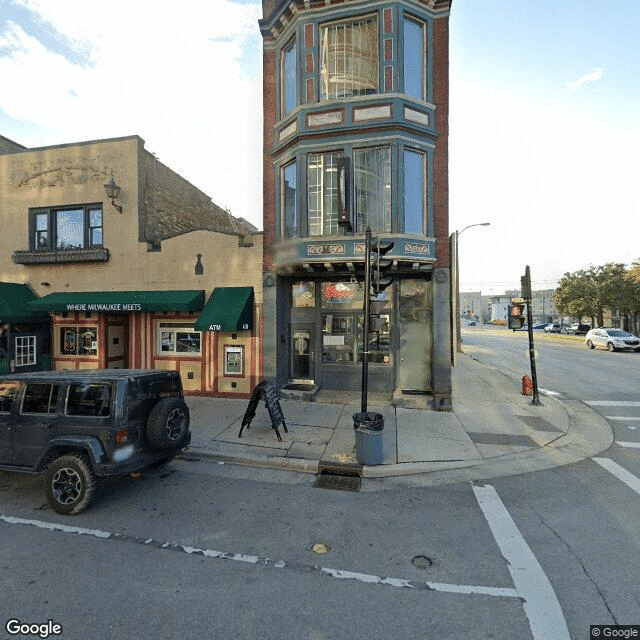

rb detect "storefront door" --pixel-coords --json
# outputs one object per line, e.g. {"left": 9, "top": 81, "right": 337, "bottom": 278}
{"left": 107, "top": 316, "right": 128, "bottom": 369}
{"left": 290, "top": 324, "right": 314, "bottom": 382}
{"left": 397, "top": 279, "right": 432, "bottom": 391}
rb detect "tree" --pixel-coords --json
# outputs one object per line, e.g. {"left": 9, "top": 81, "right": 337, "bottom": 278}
{"left": 554, "top": 263, "right": 629, "bottom": 327}
{"left": 623, "top": 259, "right": 640, "bottom": 334}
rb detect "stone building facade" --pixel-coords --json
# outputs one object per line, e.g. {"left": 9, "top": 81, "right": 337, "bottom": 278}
{"left": 0, "top": 134, "right": 263, "bottom": 396}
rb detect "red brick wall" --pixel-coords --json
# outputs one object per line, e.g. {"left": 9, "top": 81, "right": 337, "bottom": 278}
{"left": 432, "top": 15, "right": 450, "bottom": 269}
{"left": 262, "top": 46, "right": 277, "bottom": 272}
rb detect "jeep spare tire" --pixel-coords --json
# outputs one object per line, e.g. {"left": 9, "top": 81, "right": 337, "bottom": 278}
{"left": 147, "top": 397, "right": 190, "bottom": 451}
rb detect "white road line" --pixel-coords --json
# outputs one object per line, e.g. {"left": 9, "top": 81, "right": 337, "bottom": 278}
{"left": 473, "top": 484, "right": 570, "bottom": 640}
{"left": 0, "top": 514, "right": 518, "bottom": 599}
{"left": 592, "top": 458, "right": 640, "bottom": 496}
{"left": 539, "top": 388, "right": 561, "bottom": 396}
{"left": 585, "top": 401, "right": 640, "bottom": 407}
{"left": 617, "top": 442, "right": 640, "bottom": 449}
{"left": 604, "top": 416, "right": 640, "bottom": 421}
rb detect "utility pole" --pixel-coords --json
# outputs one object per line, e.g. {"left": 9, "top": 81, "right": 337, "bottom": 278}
{"left": 522, "top": 265, "right": 542, "bottom": 406}
{"left": 361, "top": 227, "right": 372, "bottom": 413}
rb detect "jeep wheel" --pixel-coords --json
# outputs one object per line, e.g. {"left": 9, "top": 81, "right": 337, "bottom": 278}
{"left": 147, "top": 398, "right": 190, "bottom": 451}
{"left": 44, "top": 454, "right": 103, "bottom": 515}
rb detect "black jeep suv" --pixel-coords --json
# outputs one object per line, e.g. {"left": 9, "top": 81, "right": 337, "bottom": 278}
{"left": 0, "top": 369, "right": 191, "bottom": 515}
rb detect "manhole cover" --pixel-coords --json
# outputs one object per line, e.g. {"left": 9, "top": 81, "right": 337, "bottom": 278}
{"left": 314, "top": 473, "right": 361, "bottom": 492}
{"left": 467, "top": 432, "right": 539, "bottom": 447}
{"left": 412, "top": 555, "right": 434, "bottom": 569}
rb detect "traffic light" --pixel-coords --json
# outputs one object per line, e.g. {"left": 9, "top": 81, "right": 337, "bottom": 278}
{"left": 369, "top": 301, "right": 387, "bottom": 332}
{"left": 371, "top": 240, "right": 395, "bottom": 294}
{"left": 508, "top": 302, "right": 526, "bottom": 331}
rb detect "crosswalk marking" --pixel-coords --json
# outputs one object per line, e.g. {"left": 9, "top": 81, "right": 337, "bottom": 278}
{"left": 473, "top": 484, "right": 570, "bottom": 640}
{"left": 617, "top": 442, "right": 640, "bottom": 449}
{"left": 592, "top": 458, "right": 640, "bottom": 496}
{"left": 585, "top": 401, "right": 640, "bottom": 407}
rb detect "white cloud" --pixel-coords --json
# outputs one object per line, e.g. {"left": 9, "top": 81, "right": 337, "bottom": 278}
{"left": 567, "top": 66, "right": 604, "bottom": 91}
{"left": 0, "top": 0, "right": 264, "bottom": 227}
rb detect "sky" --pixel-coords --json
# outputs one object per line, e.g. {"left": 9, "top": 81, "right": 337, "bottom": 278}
{"left": 1, "top": 0, "right": 639, "bottom": 295}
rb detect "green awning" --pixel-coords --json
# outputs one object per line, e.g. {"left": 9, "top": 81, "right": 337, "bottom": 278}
{"left": 27, "top": 290, "right": 205, "bottom": 313}
{"left": 194, "top": 287, "right": 254, "bottom": 332}
{"left": 0, "top": 283, "right": 49, "bottom": 323}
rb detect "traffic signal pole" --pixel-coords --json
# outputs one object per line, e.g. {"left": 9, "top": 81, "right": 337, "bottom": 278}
{"left": 361, "top": 227, "right": 372, "bottom": 413}
{"left": 523, "top": 265, "right": 542, "bottom": 406}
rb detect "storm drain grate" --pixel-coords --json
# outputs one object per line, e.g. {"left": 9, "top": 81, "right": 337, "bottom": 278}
{"left": 314, "top": 470, "right": 362, "bottom": 492}
{"left": 467, "top": 432, "right": 539, "bottom": 447}
{"left": 516, "top": 415, "right": 563, "bottom": 433}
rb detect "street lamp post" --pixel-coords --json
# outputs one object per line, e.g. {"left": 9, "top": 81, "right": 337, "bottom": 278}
{"left": 454, "top": 223, "right": 490, "bottom": 358}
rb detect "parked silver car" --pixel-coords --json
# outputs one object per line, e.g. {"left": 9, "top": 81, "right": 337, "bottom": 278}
{"left": 585, "top": 328, "right": 640, "bottom": 352}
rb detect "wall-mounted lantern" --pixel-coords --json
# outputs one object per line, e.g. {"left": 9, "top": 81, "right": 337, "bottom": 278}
{"left": 104, "top": 178, "right": 123, "bottom": 213}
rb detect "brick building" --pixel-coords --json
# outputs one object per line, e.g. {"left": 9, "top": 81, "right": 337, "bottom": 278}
{"left": 259, "top": 0, "right": 452, "bottom": 405}
{"left": 0, "top": 134, "right": 263, "bottom": 396}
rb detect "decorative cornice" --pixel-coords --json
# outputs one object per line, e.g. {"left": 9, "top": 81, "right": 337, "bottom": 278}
{"left": 261, "top": 0, "right": 452, "bottom": 39}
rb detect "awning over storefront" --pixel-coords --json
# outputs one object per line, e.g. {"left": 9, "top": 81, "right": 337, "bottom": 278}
{"left": 27, "top": 290, "right": 205, "bottom": 313}
{"left": 0, "top": 283, "right": 49, "bottom": 323}
{"left": 194, "top": 287, "right": 254, "bottom": 332}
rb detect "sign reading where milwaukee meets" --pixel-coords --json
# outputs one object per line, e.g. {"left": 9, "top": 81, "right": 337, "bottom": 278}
{"left": 66, "top": 302, "right": 143, "bottom": 312}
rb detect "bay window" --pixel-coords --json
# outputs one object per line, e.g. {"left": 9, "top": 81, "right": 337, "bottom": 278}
{"left": 308, "top": 151, "right": 343, "bottom": 236}
{"left": 403, "top": 149, "right": 426, "bottom": 234}
{"left": 403, "top": 16, "right": 426, "bottom": 100}
{"left": 354, "top": 146, "right": 391, "bottom": 233}
{"left": 282, "top": 161, "right": 298, "bottom": 238}
{"left": 282, "top": 38, "right": 297, "bottom": 116}
{"left": 320, "top": 16, "right": 379, "bottom": 100}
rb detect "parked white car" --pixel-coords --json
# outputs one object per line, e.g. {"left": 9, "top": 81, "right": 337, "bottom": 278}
{"left": 585, "top": 328, "right": 640, "bottom": 352}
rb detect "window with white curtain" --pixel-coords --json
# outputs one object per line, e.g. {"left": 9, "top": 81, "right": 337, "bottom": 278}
{"left": 307, "top": 152, "right": 343, "bottom": 236}
{"left": 354, "top": 146, "right": 391, "bottom": 233}
{"left": 320, "top": 16, "right": 379, "bottom": 100}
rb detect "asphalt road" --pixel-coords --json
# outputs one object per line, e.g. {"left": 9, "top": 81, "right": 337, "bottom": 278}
{"left": 1, "top": 331, "right": 639, "bottom": 640}
{"left": 461, "top": 324, "right": 640, "bottom": 446}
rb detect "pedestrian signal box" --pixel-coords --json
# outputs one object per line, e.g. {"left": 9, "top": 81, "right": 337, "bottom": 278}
{"left": 508, "top": 303, "right": 526, "bottom": 331}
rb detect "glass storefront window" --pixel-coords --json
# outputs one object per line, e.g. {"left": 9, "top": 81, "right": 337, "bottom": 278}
{"left": 292, "top": 281, "right": 315, "bottom": 307}
{"left": 399, "top": 280, "right": 430, "bottom": 323}
{"left": 321, "top": 282, "right": 364, "bottom": 309}
{"left": 358, "top": 313, "right": 391, "bottom": 364}
{"left": 59, "top": 326, "right": 98, "bottom": 356}
{"left": 322, "top": 313, "right": 355, "bottom": 363}
{"left": 158, "top": 323, "right": 201, "bottom": 355}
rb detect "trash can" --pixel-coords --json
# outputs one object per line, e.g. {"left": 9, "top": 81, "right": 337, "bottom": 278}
{"left": 353, "top": 412, "right": 384, "bottom": 465}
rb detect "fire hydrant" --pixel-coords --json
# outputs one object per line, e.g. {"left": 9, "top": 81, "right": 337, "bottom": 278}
{"left": 521, "top": 375, "right": 533, "bottom": 396}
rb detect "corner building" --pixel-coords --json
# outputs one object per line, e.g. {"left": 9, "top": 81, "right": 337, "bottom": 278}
{"left": 261, "top": 0, "right": 452, "bottom": 406}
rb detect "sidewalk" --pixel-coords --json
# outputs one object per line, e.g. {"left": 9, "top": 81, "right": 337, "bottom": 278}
{"left": 183, "top": 353, "right": 613, "bottom": 484}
